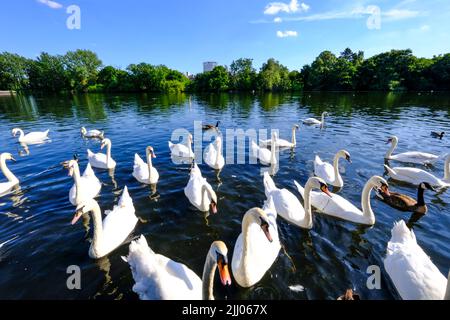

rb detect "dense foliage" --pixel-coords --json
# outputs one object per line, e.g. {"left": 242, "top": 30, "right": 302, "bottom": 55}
{"left": 1, "top": 48, "right": 450, "bottom": 92}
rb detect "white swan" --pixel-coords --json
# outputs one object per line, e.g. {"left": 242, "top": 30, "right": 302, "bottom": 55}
{"left": 87, "top": 138, "right": 116, "bottom": 169}
{"left": 81, "top": 127, "right": 104, "bottom": 139}
{"left": 314, "top": 150, "right": 351, "bottom": 188}
{"left": 64, "top": 160, "right": 102, "bottom": 206}
{"left": 71, "top": 186, "right": 137, "bottom": 259}
{"left": 204, "top": 135, "right": 225, "bottom": 170}
{"left": 0, "top": 153, "right": 19, "bottom": 196}
{"left": 296, "top": 176, "right": 388, "bottom": 226}
{"left": 385, "top": 136, "right": 442, "bottom": 165}
{"left": 264, "top": 172, "right": 331, "bottom": 229}
{"left": 303, "top": 112, "right": 328, "bottom": 126}
{"left": 123, "top": 237, "right": 231, "bottom": 300}
{"left": 384, "top": 220, "right": 449, "bottom": 300}
{"left": 251, "top": 132, "right": 278, "bottom": 165}
{"left": 169, "top": 133, "right": 194, "bottom": 158}
{"left": 259, "top": 125, "right": 299, "bottom": 148}
{"left": 133, "top": 146, "right": 159, "bottom": 185}
{"left": 12, "top": 128, "right": 49, "bottom": 144}
{"left": 232, "top": 203, "right": 281, "bottom": 288}
{"left": 384, "top": 155, "right": 450, "bottom": 188}
{"left": 184, "top": 163, "right": 218, "bottom": 213}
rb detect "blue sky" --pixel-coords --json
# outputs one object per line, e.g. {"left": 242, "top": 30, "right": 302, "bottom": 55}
{"left": 1, "top": 0, "right": 449, "bottom": 73}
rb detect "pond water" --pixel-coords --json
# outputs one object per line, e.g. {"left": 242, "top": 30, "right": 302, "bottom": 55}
{"left": 0, "top": 92, "right": 449, "bottom": 299}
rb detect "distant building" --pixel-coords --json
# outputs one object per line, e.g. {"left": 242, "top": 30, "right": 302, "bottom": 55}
{"left": 203, "top": 61, "right": 218, "bottom": 73}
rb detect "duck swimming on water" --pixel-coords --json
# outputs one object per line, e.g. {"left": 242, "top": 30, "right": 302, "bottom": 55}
{"left": 377, "top": 182, "right": 436, "bottom": 215}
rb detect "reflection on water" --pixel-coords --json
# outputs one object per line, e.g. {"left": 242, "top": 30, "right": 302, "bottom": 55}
{"left": 0, "top": 92, "right": 449, "bottom": 300}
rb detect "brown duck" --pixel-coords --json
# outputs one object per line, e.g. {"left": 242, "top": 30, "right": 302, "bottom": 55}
{"left": 378, "top": 182, "right": 436, "bottom": 214}
{"left": 202, "top": 121, "right": 220, "bottom": 131}
{"left": 337, "top": 289, "right": 360, "bottom": 300}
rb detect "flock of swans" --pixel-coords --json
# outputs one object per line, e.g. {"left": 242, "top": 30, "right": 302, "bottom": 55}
{"left": 1, "top": 115, "right": 449, "bottom": 300}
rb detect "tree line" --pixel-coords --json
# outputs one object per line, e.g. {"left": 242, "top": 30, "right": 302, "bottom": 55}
{"left": 1, "top": 48, "right": 449, "bottom": 93}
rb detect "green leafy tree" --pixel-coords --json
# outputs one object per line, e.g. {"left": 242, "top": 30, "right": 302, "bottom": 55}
{"left": 230, "top": 58, "right": 257, "bottom": 91}
{"left": 27, "top": 52, "right": 68, "bottom": 92}
{"left": 64, "top": 49, "right": 102, "bottom": 91}
{"left": 258, "top": 58, "right": 290, "bottom": 91}
{"left": 0, "top": 52, "right": 31, "bottom": 90}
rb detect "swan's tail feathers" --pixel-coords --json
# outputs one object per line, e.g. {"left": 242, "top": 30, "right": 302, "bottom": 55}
{"left": 126, "top": 235, "right": 158, "bottom": 299}
{"left": 119, "top": 186, "right": 134, "bottom": 208}
{"left": 294, "top": 180, "right": 305, "bottom": 198}
{"left": 83, "top": 163, "right": 95, "bottom": 177}
{"left": 134, "top": 153, "right": 144, "bottom": 166}
{"left": 263, "top": 171, "right": 277, "bottom": 197}
{"left": 168, "top": 141, "right": 174, "bottom": 151}
{"left": 100, "top": 131, "right": 105, "bottom": 139}
{"left": 87, "top": 149, "right": 94, "bottom": 157}
{"left": 44, "top": 129, "right": 50, "bottom": 136}
{"left": 384, "top": 165, "right": 397, "bottom": 177}
{"left": 314, "top": 155, "right": 323, "bottom": 165}
{"left": 390, "top": 220, "right": 416, "bottom": 245}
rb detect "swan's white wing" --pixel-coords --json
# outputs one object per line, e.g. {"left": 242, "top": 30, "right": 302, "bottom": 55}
{"left": 271, "top": 189, "right": 306, "bottom": 224}
{"left": 204, "top": 142, "right": 217, "bottom": 167}
{"left": 276, "top": 138, "right": 293, "bottom": 148}
{"left": 126, "top": 235, "right": 201, "bottom": 300}
{"left": 170, "top": 143, "right": 193, "bottom": 158}
{"left": 231, "top": 216, "right": 280, "bottom": 287}
{"left": 303, "top": 118, "right": 321, "bottom": 125}
{"left": 392, "top": 152, "right": 438, "bottom": 164}
{"left": 314, "top": 155, "right": 335, "bottom": 184}
{"left": 24, "top": 131, "right": 49, "bottom": 141}
{"left": 133, "top": 154, "right": 149, "bottom": 182}
{"left": 384, "top": 221, "right": 447, "bottom": 300}
{"left": 69, "top": 174, "right": 101, "bottom": 206}
{"left": 392, "top": 167, "right": 441, "bottom": 184}
{"left": 87, "top": 149, "right": 108, "bottom": 168}
{"left": 307, "top": 190, "right": 366, "bottom": 223}
{"left": 184, "top": 176, "right": 204, "bottom": 209}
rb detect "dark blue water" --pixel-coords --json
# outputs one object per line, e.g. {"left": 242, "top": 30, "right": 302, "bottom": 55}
{"left": 0, "top": 92, "right": 449, "bottom": 299}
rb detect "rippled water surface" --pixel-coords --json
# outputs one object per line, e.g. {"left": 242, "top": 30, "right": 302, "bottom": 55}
{"left": 0, "top": 92, "right": 449, "bottom": 300}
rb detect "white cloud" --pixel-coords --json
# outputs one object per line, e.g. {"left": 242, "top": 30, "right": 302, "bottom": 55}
{"left": 382, "top": 9, "right": 420, "bottom": 21}
{"left": 274, "top": 17, "right": 283, "bottom": 23}
{"left": 37, "top": 0, "right": 63, "bottom": 9}
{"left": 300, "top": 3, "right": 310, "bottom": 12}
{"left": 264, "top": 0, "right": 309, "bottom": 15}
{"left": 276, "top": 30, "right": 298, "bottom": 38}
{"left": 420, "top": 24, "right": 431, "bottom": 31}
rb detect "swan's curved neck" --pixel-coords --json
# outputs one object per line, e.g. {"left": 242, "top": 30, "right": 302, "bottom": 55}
{"left": 291, "top": 128, "right": 296, "bottom": 146}
{"left": 72, "top": 164, "right": 82, "bottom": 204}
{"left": 201, "top": 253, "right": 217, "bottom": 300}
{"left": 444, "top": 157, "right": 450, "bottom": 181}
{"left": 106, "top": 143, "right": 112, "bottom": 167}
{"left": 240, "top": 214, "right": 253, "bottom": 284}
{"left": 270, "top": 135, "right": 277, "bottom": 163}
{"left": 146, "top": 149, "right": 153, "bottom": 182}
{"left": 303, "top": 181, "right": 314, "bottom": 229}
{"left": 16, "top": 129, "right": 24, "bottom": 139}
{"left": 385, "top": 140, "right": 397, "bottom": 158}
{"left": 0, "top": 156, "right": 18, "bottom": 184}
{"left": 361, "top": 181, "right": 376, "bottom": 224}
{"left": 333, "top": 154, "right": 343, "bottom": 187}
{"left": 89, "top": 202, "right": 103, "bottom": 256}
{"left": 216, "top": 137, "right": 222, "bottom": 164}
